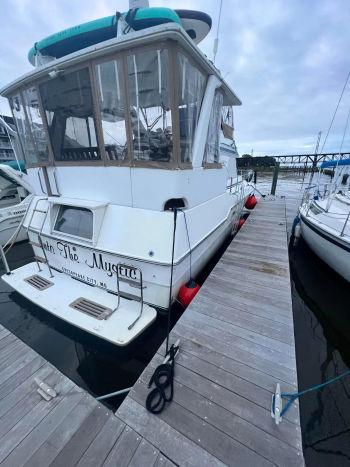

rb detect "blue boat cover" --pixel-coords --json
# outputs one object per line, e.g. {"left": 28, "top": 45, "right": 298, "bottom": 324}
{"left": 321, "top": 158, "right": 350, "bottom": 169}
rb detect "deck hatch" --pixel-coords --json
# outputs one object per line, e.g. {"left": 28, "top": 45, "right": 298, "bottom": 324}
{"left": 70, "top": 297, "right": 113, "bottom": 320}
{"left": 24, "top": 274, "right": 53, "bottom": 291}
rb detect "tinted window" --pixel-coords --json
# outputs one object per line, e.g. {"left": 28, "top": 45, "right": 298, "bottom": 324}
{"left": 39, "top": 68, "right": 100, "bottom": 162}
{"left": 54, "top": 205, "right": 93, "bottom": 239}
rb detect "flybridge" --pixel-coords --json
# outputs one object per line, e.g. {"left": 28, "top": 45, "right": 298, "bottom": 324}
{"left": 27, "top": 5, "right": 212, "bottom": 67}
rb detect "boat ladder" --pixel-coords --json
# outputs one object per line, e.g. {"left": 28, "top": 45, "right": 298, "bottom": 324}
{"left": 27, "top": 197, "right": 54, "bottom": 278}
{"left": 115, "top": 263, "right": 145, "bottom": 330}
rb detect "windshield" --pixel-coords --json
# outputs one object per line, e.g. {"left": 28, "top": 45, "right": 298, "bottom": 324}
{"left": 8, "top": 42, "right": 211, "bottom": 168}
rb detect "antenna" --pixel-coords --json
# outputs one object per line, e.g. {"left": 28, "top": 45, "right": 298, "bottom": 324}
{"left": 213, "top": 0, "right": 223, "bottom": 63}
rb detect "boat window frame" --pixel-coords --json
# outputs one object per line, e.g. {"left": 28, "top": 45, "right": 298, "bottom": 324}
{"left": 35, "top": 63, "right": 106, "bottom": 167}
{"left": 7, "top": 40, "right": 209, "bottom": 171}
{"left": 8, "top": 87, "right": 54, "bottom": 168}
{"left": 174, "top": 44, "right": 208, "bottom": 169}
{"left": 51, "top": 203, "right": 94, "bottom": 243}
{"left": 202, "top": 88, "right": 224, "bottom": 170}
{"left": 124, "top": 41, "right": 180, "bottom": 169}
{"left": 91, "top": 54, "right": 131, "bottom": 167}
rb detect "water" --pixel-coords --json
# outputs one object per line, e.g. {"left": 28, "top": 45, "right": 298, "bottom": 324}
{"left": 257, "top": 172, "right": 350, "bottom": 466}
{"left": 1, "top": 173, "right": 350, "bottom": 465}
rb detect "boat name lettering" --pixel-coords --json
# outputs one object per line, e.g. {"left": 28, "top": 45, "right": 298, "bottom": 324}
{"left": 85, "top": 252, "right": 137, "bottom": 280}
{"left": 56, "top": 242, "right": 79, "bottom": 262}
{"left": 42, "top": 240, "right": 56, "bottom": 254}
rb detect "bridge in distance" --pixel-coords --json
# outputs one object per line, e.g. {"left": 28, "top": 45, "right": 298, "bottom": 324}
{"left": 273, "top": 151, "right": 350, "bottom": 167}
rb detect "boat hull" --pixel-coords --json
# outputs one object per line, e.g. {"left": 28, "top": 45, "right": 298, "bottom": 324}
{"left": 300, "top": 214, "right": 350, "bottom": 282}
{"left": 28, "top": 200, "right": 241, "bottom": 309}
{"left": 0, "top": 203, "right": 29, "bottom": 246}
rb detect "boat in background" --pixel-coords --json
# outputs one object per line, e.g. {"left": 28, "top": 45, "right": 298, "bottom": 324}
{"left": 0, "top": 163, "right": 32, "bottom": 246}
{"left": 299, "top": 159, "right": 350, "bottom": 282}
{"left": 0, "top": 1, "right": 250, "bottom": 346}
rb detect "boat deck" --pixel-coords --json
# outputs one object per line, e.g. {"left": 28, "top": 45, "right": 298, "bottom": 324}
{"left": 0, "top": 197, "right": 304, "bottom": 466}
{"left": 116, "top": 198, "right": 304, "bottom": 466}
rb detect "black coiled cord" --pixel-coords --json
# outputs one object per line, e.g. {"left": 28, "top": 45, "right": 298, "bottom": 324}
{"left": 146, "top": 344, "right": 178, "bottom": 414}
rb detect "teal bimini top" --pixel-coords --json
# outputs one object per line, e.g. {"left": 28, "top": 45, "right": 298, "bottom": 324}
{"left": 28, "top": 8, "right": 181, "bottom": 65}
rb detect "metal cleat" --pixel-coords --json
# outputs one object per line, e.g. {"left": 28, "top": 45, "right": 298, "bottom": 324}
{"left": 35, "top": 377, "right": 57, "bottom": 401}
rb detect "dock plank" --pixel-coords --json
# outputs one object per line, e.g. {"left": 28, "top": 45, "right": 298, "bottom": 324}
{"left": 76, "top": 415, "right": 125, "bottom": 467}
{"left": 25, "top": 395, "right": 97, "bottom": 467}
{"left": 50, "top": 405, "right": 112, "bottom": 467}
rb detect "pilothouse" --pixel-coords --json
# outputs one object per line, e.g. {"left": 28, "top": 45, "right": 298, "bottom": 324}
{"left": 1, "top": 2, "right": 251, "bottom": 345}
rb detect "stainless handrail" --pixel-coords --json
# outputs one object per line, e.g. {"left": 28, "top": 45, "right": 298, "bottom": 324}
{"left": 115, "top": 263, "right": 144, "bottom": 330}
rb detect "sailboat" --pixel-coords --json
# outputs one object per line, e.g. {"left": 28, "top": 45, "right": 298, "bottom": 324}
{"left": 299, "top": 159, "right": 350, "bottom": 282}
{"left": 0, "top": 1, "right": 250, "bottom": 345}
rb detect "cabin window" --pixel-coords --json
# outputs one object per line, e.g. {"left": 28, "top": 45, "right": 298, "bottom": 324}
{"left": 204, "top": 91, "right": 223, "bottom": 164}
{"left": 177, "top": 53, "right": 206, "bottom": 164}
{"left": 22, "top": 87, "right": 50, "bottom": 164}
{"left": 39, "top": 68, "right": 100, "bottom": 163}
{"left": 127, "top": 48, "right": 173, "bottom": 163}
{"left": 54, "top": 205, "right": 93, "bottom": 239}
{"left": 9, "top": 89, "right": 49, "bottom": 165}
{"left": 96, "top": 59, "right": 128, "bottom": 161}
{"left": 221, "top": 105, "right": 234, "bottom": 140}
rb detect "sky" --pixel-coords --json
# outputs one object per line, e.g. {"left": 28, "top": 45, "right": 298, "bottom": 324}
{"left": 0, "top": 0, "right": 349, "bottom": 156}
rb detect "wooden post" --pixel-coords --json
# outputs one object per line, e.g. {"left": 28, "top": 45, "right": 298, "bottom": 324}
{"left": 271, "top": 162, "right": 280, "bottom": 195}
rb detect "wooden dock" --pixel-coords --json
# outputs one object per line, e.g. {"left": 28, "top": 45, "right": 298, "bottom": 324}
{"left": 0, "top": 325, "right": 173, "bottom": 466}
{"left": 117, "top": 198, "right": 304, "bottom": 466}
{"left": 0, "top": 197, "right": 304, "bottom": 466}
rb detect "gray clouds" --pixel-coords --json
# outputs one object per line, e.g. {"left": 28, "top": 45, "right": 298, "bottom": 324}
{"left": 0, "top": 0, "right": 349, "bottom": 155}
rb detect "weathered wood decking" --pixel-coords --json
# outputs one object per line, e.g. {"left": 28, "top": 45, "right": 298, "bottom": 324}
{"left": 0, "top": 325, "right": 172, "bottom": 466}
{"left": 0, "top": 197, "right": 304, "bottom": 466}
{"left": 117, "top": 198, "right": 304, "bottom": 466}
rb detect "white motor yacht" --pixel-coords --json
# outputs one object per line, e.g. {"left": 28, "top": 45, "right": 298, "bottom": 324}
{"left": 299, "top": 159, "right": 350, "bottom": 282}
{"left": 1, "top": 3, "right": 251, "bottom": 345}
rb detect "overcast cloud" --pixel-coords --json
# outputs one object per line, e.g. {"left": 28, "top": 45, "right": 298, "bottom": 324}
{"left": 0, "top": 0, "right": 349, "bottom": 155}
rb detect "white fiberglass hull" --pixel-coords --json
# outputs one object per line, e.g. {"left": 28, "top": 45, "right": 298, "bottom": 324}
{"left": 0, "top": 200, "right": 30, "bottom": 246}
{"left": 28, "top": 199, "right": 242, "bottom": 310}
{"left": 2, "top": 262, "right": 157, "bottom": 346}
{"left": 2, "top": 187, "right": 248, "bottom": 346}
{"left": 300, "top": 214, "right": 350, "bottom": 282}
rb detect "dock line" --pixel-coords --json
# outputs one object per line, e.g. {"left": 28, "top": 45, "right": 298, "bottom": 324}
{"left": 272, "top": 368, "right": 350, "bottom": 425}
{"left": 146, "top": 340, "right": 180, "bottom": 414}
